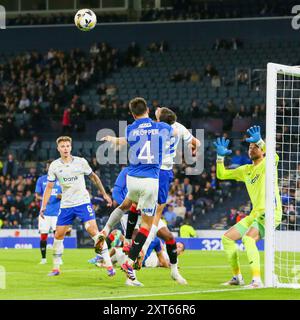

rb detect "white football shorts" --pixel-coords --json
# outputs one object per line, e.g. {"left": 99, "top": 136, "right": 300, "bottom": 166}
{"left": 126, "top": 175, "right": 158, "bottom": 216}
{"left": 38, "top": 215, "right": 57, "bottom": 234}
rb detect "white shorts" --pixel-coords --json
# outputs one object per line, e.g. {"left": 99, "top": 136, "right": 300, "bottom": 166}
{"left": 38, "top": 216, "right": 57, "bottom": 234}
{"left": 126, "top": 175, "right": 159, "bottom": 216}
{"left": 145, "top": 251, "right": 169, "bottom": 268}
{"left": 144, "top": 251, "right": 160, "bottom": 268}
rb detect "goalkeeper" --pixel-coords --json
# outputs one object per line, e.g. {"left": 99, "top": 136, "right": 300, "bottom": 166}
{"left": 214, "top": 126, "right": 282, "bottom": 288}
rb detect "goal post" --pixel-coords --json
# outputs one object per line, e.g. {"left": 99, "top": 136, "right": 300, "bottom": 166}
{"left": 265, "top": 63, "right": 300, "bottom": 288}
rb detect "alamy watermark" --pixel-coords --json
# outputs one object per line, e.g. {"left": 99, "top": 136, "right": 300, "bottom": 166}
{"left": 95, "top": 121, "right": 204, "bottom": 175}
{"left": 292, "top": 5, "right": 300, "bottom": 30}
{"left": 0, "top": 6, "right": 6, "bottom": 29}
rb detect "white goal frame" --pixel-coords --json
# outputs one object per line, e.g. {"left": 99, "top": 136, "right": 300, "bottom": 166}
{"left": 265, "top": 62, "right": 300, "bottom": 288}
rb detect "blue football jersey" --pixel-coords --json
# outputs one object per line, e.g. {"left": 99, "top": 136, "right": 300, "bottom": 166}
{"left": 35, "top": 175, "right": 62, "bottom": 217}
{"left": 112, "top": 167, "right": 129, "bottom": 204}
{"left": 126, "top": 118, "right": 173, "bottom": 179}
{"left": 143, "top": 237, "right": 162, "bottom": 263}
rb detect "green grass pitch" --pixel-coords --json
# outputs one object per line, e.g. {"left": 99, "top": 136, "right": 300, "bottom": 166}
{"left": 0, "top": 249, "right": 299, "bottom": 300}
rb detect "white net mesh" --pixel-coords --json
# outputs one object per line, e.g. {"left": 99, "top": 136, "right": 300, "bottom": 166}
{"left": 275, "top": 69, "right": 300, "bottom": 287}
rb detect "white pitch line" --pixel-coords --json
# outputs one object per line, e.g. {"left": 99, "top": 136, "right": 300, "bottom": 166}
{"left": 5, "top": 264, "right": 255, "bottom": 274}
{"left": 71, "top": 287, "right": 262, "bottom": 300}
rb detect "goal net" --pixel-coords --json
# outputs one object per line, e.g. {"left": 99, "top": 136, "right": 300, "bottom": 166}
{"left": 265, "top": 63, "right": 300, "bottom": 288}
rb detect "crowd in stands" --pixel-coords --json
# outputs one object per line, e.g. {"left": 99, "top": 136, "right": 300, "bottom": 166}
{"left": 0, "top": 39, "right": 267, "bottom": 152}
{"left": 6, "top": 0, "right": 292, "bottom": 26}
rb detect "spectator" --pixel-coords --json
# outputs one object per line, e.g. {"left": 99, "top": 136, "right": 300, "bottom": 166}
{"left": 227, "top": 208, "right": 238, "bottom": 227}
{"left": 191, "top": 100, "right": 202, "bottom": 118}
{"left": 3, "top": 154, "right": 18, "bottom": 178}
{"left": 235, "top": 210, "right": 247, "bottom": 223}
{"left": 164, "top": 205, "right": 177, "bottom": 229}
{"left": 174, "top": 199, "right": 187, "bottom": 223}
{"left": 281, "top": 188, "right": 291, "bottom": 206}
{"left": 181, "top": 177, "right": 193, "bottom": 196}
{"left": 184, "top": 194, "right": 195, "bottom": 218}
{"left": 203, "top": 64, "right": 218, "bottom": 78}
{"left": 212, "top": 216, "right": 228, "bottom": 230}
{"left": 190, "top": 71, "right": 200, "bottom": 82}
{"left": 229, "top": 149, "right": 251, "bottom": 168}
{"left": 211, "top": 75, "right": 221, "bottom": 88}
{"left": 235, "top": 104, "right": 249, "bottom": 118}
{"left": 8, "top": 206, "right": 21, "bottom": 227}
{"left": 170, "top": 71, "right": 184, "bottom": 82}
{"left": 62, "top": 107, "right": 72, "bottom": 134}
{"left": 24, "top": 135, "right": 41, "bottom": 161}
{"left": 179, "top": 219, "right": 196, "bottom": 238}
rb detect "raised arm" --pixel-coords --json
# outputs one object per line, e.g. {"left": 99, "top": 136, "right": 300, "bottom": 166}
{"left": 214, "top": 137, "right": 245, "bottom": 181}
{"left": 101, "top": 136, "right": 127, "bottom": 146}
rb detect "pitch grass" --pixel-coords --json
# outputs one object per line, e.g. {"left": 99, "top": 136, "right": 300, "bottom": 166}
{"left": 0, "top": 249, "right": 299, "bottom": 300}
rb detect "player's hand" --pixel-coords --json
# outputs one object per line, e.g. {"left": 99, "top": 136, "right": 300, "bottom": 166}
{"left": 213, "top": 137, "right": 232, "bottom": 157}
{"left": 103, "top": 194, "right": 112, "bottom": 207}
{"left": 246, "top": 125, "right": 261, "bottom": 143}
{"left": 56, "top": 194, "right": 62, "bottom": 200}
{"left": 39, "top": 207, "right": 46, "bottom": 219}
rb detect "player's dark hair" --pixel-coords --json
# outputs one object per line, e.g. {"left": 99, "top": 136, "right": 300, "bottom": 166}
{"left": 129, "top": 97, "right": 148, "bottom": 116}
{"left": 159, "top": 107, "right": 177, "bottom": 125}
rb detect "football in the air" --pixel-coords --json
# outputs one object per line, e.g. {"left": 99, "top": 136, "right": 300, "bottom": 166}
{"left": 74, "top": 9, "right": 97, "bottom": 32}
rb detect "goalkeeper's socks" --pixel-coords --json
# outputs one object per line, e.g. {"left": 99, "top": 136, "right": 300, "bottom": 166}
{"left": 242, "top": 235, "right": 261, "bottom": 279}
{"left": 166, "top": 239, "right": 177, "bottom": 265}
{"left": 222, "top": 235, "right": 241, "bottom": 276}
{"left": 125, "top": 206, "right": 139, "bottom": 240}
{"left": 128, "top": 227, "right": 149, "bottom": 262}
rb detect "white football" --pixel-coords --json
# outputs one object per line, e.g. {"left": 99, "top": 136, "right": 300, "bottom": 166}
{"left": 74, "top": 9, "right": 97, "bottom": 32}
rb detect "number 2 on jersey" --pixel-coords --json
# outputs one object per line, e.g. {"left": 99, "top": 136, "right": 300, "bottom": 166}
{"left": 137, "top": 141, "right": 154, "bottom": 164}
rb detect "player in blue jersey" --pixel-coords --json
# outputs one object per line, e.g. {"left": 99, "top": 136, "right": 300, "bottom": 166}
{"left": 139, "top": 107, "right": 199, "bottom": 283}
{"left": 98, "top": 97, "right": 173, "bottom": 285}
{"left": 142, "top": 237, "right": 185, "bottom": 269}
{"left": 35, "top": 161, "right": 62, "bottom": 264}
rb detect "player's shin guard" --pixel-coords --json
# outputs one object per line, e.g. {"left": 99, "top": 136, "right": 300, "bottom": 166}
{"left": 125, "top": 206, "right": 139, "bottom": 242}
{"left": 128, "top": 227, "right": 149, "bottom": 263}
{"left": 103, "top": 207, "right": 125, "bottom": 235}
{"left": 40, "top": 234, "right": 48, "bottom": 259}
{"left": 242, "top": 235, "right": 261, "bottom": 280}
{"left": 52, "top": 239, "right": 64, "bottom": 270}
{"left": 166, "top": 239, "right": 177, "bottom": 265}
{"left": 222, "top": 235, "right": 241, "bottom": 276}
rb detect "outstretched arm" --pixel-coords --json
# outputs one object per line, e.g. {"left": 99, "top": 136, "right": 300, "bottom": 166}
{"left": 214, "top": 137, "right": 245, "bottom": 181}
{"left": 101, "top": 136, "right": 127, "bottom": 146}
